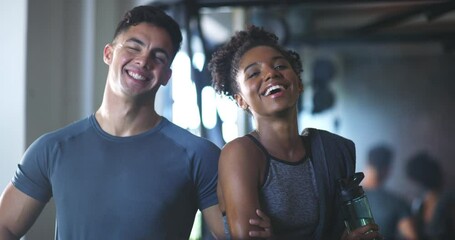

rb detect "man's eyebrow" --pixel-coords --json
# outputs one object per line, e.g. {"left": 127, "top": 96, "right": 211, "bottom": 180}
{"left": 125, "top": 37, "right": 145, "bottom": 46}
{"left": 125, "top": 37, "right": 171, "bottom": 60}
{"left": 152, "top": 48, "right": 170, "bottom": 60}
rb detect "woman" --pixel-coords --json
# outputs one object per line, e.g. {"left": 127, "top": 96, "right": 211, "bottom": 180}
{"left": 208, "top": 25, "right": 381, "bottom": 239}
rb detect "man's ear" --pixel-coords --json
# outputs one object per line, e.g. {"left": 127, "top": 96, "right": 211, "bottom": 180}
{"left": 161, "top": 68, "right": 172, "bottom": 86}
{"left": 298, "top": 81, "right": 304, "bottom": 93}
{"left": 234, "top": 93, "right": 248, "bottom": 110}
{"left": 103, "top": 44, "right": 114, "bottom": 65}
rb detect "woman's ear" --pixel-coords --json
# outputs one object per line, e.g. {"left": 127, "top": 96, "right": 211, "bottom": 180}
{"left": 234, "top": 93, "right": 248, "bottom": 110}
{"left": 103, "top": 43, "right": 114, "bottom": 65}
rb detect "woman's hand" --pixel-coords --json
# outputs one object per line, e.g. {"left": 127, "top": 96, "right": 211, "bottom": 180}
{"left": 248, "top": 209, "right": 273, "bottom": 239}
{"left": 341, "top": 224, "right": 382, "bottom": 240}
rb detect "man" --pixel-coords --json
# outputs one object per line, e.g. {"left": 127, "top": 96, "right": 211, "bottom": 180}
{"left": 0, "top": 5, "right": 268, "bottom": 239}
{"left": 363, "top": 144, "right": 417, "bottom": 240}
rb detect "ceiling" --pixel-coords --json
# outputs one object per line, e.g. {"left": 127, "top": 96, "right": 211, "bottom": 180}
{"left": 152, "top": 0, "right": 455, "bottom": 49}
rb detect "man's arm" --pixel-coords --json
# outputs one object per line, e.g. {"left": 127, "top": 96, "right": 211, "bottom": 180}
{"left": 202, "top": 205, "right": 272, "bottom": 240}
{"left": 202, "top": 204, "right": 225, "bottom": 239}
{"left": 0, "top": 183, "right": 45, "bottom": 239}
{"left": 398, "top": 217, "right": 418, "bottom": 240}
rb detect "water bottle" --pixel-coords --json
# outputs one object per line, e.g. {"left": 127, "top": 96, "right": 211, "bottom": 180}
{"left": 338, "top": 172, "right": 378, "bottom": 237}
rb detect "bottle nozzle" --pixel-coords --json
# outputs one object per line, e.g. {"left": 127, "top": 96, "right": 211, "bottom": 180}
{"left": 338, "top": 172, "right": 366, "bottom": 202}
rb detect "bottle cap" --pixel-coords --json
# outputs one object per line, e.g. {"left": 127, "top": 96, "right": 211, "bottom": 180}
{"left": 338, "top": 172, "right": 365, "bottom": 202}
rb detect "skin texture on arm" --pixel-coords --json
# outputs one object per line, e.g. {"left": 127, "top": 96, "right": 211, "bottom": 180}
{"left": 0, "top": 183, "right": 45, "bottom": 240}
{"left": 203, "top": 204, "right": 272, "bottom": 240}
{"left": 218, "top": 137, "right": 266, "bottom": 239}
{"left": 398, "top": 217, "right": 418, "bottom": 240}
{"left": 202, "top": 204, "right": 225, "bottom": 240}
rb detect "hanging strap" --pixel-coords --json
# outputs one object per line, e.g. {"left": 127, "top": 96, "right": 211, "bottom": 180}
{"left": 303, "top": 128, "right": 356, "bottom": 239}
{"left": 303, "top": 128, "right": 331, "bottom": 239}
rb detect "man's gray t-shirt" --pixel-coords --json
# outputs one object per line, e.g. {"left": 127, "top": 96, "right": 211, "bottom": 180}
{"left": 366, "top": 188, "right": 411, "bottom": 239}
{"left": 12, "top": 115, "right": 220, "bottom": 239}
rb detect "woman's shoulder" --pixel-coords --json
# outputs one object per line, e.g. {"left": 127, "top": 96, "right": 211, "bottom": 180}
{"left": 220, "top": 135, "right": 265, "bottom": 164}
{"left": 223, "top": 135, "right": 256, "bottom": 151}
{"left": 218, "top": 135, "right": 267, "bottom": 190}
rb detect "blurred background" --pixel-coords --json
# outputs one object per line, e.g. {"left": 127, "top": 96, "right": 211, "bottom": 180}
{"left": 1, "top": 0, "right": 454, "bottom": 239}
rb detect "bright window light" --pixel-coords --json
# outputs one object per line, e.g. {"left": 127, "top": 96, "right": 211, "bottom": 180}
{"left": 201, "top": 86, "right": 217, "bottom": 129}
{"left": 171, "top": 52, "right": 201, "bottom": 130}
{"left": 216, "top": 95, "right": 240, "bottom": 141}
{"left": 216, "top": 95, "right": 238, "bottom": 123}
{"left": 190, "top": 34, "right": 205, "bottom": 72}
{"left": 222, "top": 121, "right": 239, "bottom": 143}
{"left": 189, "top": 210, "right": 202, "bottom": 240}
{"left": 192, "top": 52, "right": 205, "bottom": 72}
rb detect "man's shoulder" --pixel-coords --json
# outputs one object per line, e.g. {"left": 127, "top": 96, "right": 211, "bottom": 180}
{"left": 34, "top": 116, "right": 92, "bottom": 146}
{"left": 160, "top": 118, "right": 220, "bottom": 151}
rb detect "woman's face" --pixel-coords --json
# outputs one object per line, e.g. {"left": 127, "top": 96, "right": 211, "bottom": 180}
{"left": 234, "top": 46, "right": 303, "bottom": 117}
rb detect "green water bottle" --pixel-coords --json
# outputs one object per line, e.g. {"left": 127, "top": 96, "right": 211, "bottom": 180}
{"left": 338, "top": 172, "right": 378, "bottom": 238}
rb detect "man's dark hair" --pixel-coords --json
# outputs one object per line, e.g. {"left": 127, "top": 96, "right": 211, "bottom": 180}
{"left": 208, "top": 25, "right": 303, "bottom": 100}
{"left": 406, "top": 151, "right": 443, "bottom": 191}
{"left": 113, "top": 5, "right": 182, "bottom": 58}
{"left": 368, "top": 144, "right": 394, "bottom": 184}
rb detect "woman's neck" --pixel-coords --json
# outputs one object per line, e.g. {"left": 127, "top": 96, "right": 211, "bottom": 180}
{"left": 253, "top": 118, "right": 304, "bottom": 162}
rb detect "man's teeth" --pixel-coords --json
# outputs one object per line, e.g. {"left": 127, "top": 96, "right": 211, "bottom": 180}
{"left": 264, "top": 85, "right": 284, "bottom": 96}
{"left": 128, "top": 71, "right": 146, "bottom": 81}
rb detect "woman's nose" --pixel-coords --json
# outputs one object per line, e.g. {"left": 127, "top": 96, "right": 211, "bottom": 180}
{"left": 264, "top": 66, "right": 280, "bottom": 81}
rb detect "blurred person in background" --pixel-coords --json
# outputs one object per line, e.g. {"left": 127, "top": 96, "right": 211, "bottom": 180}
{"left": 406, "top": 151, "right": 455, "bottom": 240}
{"left": 363, "top": 144, "right": 417, "bottom": 240}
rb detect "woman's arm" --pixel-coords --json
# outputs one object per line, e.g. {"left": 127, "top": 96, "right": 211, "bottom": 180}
{"left": 218, "top": 137, "right": 266, "bottom": 239}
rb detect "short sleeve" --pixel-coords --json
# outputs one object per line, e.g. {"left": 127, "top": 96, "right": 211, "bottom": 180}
{"left": 12, "top": 135, "right": 53, "bottom": 203}
{"left": 192, "top": 140, "right": 220, "bottom": 210}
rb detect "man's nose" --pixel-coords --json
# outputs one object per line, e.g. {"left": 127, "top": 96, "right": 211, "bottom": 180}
{"left": 135, "top": 54, "right": 152, "bottom": 69}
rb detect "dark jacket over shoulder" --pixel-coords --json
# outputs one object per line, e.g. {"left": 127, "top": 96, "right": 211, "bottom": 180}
{"left": 302, "top": 128, "right": 356, "bottom": 240}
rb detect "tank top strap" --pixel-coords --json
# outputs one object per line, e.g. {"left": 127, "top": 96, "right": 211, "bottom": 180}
{"left": 246, "top": 134, "right": 309, "bottom": 161}
{"left": 245, "top": 133, "right": 271, "bottom": 157}
{"left": 245, "top": 134, "right": 271, "bottom": 187}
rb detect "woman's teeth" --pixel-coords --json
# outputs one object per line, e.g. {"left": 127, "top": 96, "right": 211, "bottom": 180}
{"left": 264, "top": 85, "right": 284, "bottom": 96}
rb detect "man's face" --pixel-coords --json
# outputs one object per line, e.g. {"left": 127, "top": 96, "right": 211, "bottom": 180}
{"left": 103, "top": 22, "right": 174, "bottom": 100}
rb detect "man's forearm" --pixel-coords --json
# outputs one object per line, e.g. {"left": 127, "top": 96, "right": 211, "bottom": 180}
{"left": 0, "top": 227, "right": 20, "bottom": 240}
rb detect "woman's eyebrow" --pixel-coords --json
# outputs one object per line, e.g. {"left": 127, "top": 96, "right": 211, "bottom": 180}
{"left": 243, "top": 56, "right": 286, "bottom": 72}
{"left": 244, "top": 62, "right": 259, "bottom": 73}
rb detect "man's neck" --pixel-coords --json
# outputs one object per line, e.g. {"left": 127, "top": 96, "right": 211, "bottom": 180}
{"left": 95, "top": 99, "right": 161, "bottom": 137}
